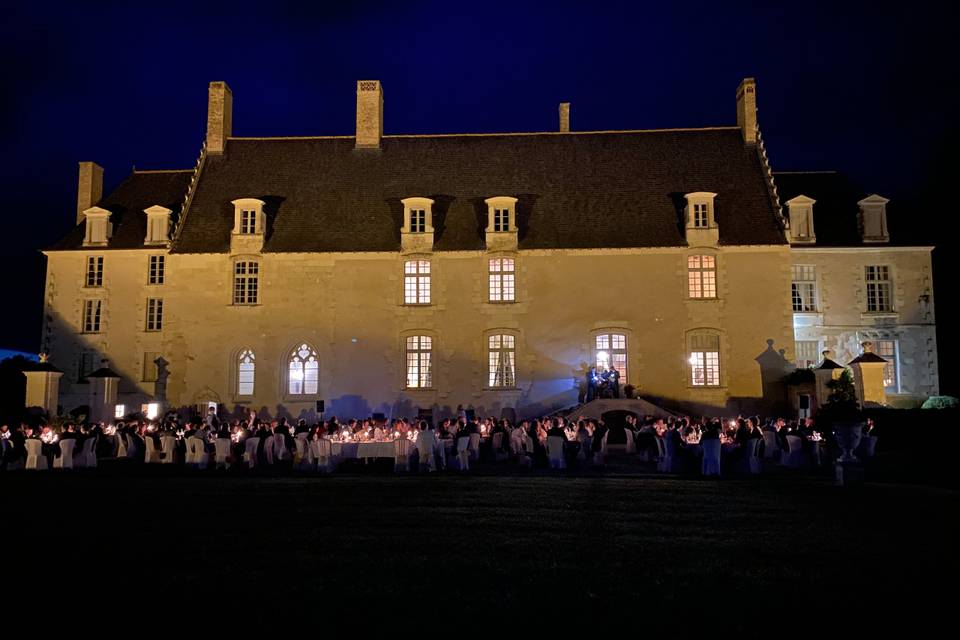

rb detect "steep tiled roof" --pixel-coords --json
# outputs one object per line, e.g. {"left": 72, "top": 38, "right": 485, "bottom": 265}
{"left": 48, "top": 170, "right": 193, "bottom": 250}
{"left": 171, "top": 128, "right": 786, "bottom": 253}
{"left": 774, "top": 171, "right": 930, "bottom": 248}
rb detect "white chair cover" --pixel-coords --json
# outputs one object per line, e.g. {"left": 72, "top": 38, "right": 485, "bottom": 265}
{"left": 593, "top": 431, "right": 609, "bottom": 466}
{"left": 311, "top": 439, "right": 333, "bottom": 473}
{"left": 456, "top": 436, "right": 471, "bottom": 471}
{"left": 467, "top": 433, "right": 481, "bottom": 461}
{"left": 188, "top": 437, "right": 209, "bottom": 469}
{"left": 395, "top": 438, "right": 411, "bottom": 471}
{"left": 243, "top": 437, "right": 260, "bottom": 468}
{"left": 762, "top": 431, "right": 779, "bottom": 459}
{"left": 783, "top": 435, "right": 804, "bottom": 468}
{"left": 160, "top": 436, "right": 177, "bottom": 464}
{"left": 294, "top": 433, "right": 309, "bottom": 468}
{"left": 546, "top": 435, "right": 566, "bottom": 469}
{"left": 701, "top": 438, "right": 721, "bottom": 476}
{"left": 747, "top": 438, "right": 762, "bottom": 474}
{"left": 624, "top": 429, "right": 636, "bottom": 454}
{"left": 659, "top": 436, "right": 676, "bottom": 473}
{"left": 55, "top": 439, "right": 76, "bottom": 469}
{"left": 25, "top": 440, "right": 47, "bottom": 470}
{"left": 273, "top": 433, "right": 291, "bottom": 462}
{"left": 416, "top": 431, "right": 437, "bottom": 471}
{"left": 83, "top": 436, "right": 98, "bottom": 467}
{"left": 124, "top": 433, "right": 140, "bottom": 459}
{"left": 116, "top": 434, "right": 128, "bottom": 458}
{"left": 509, "top": 430, "right": 525, "bottom": 456}
{"left": 263, "top": 437, "right": 275, "bottom": 465}
{"left": 214, "top": 439, "right": 232, "bottom": 469}
{"left": 144, "top": 437, "right": 162, "bottom": 464}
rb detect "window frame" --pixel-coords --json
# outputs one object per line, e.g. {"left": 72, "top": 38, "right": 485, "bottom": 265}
{"left": 82, "top": 299, "right": 102, "bottom": 334}
{"left": 687, "top": 254, "right": 718, "bottom": 299}
{"left": 403, "top": 259, "right": 432, "bottom": 305}
{"left": 145, "top": 298, "right": 163, "bottom": 332}
{"left": 865, "top": 265, "right": 893, "bottom": 313}
{"left": 235, "top": 349, "right": 256, "bottom": 397}
{"left": 85, "top": 255, "right": 104, "bottom": 288}
{"left": 876, "top": 339, "right": 900, "bottom": 393}
{"left": 286, "top": 342, "right": 320, "bottom": 397}
{"left": 142, "top": 351, "right": 161, "bottom": 382}
{"left": 488, "top": 257, "right": 517, "bottom": 303}
{"left": 593, "top": 331, "right": 629, "bottom": 385}
{"left": 233, "top": 259, "right": 261, "bottom": 305}
{"left": 687, "top": 331, "right": 722, "bottom": 388}
{"left": 487, "top": 332, "right": 518, "bottom": 389}
{"left": 791, "top": 265, "right": 818, "bottom": 312}
{"left": 148, "top": 255, "right": 165, "bottom": 285}
{"left": 404, "top": 334, "right": 434, "bottom": 389}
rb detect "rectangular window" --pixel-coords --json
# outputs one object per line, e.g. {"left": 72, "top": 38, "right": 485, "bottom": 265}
{"left": 690, "top": 334, "right": 720, "bottom": 386}
{"left": 693, "top": 203, "right": 708, "bottom": 228}
{"left": 403, "top": 260, "right": 431, "bottom": 304}
{"left": 240, "top": 209, "right": 257, "bottom": 234}
{"left": 488, "top": 334, "right": 516, "bottom": 387}
{"left": 595, "top": 333, "right": 628, "bottom": 384}
{"left": 795, "top": 340, "right": 820, "bottom": 369}
{"left": 143, "top": 351, "right": 161, "bottom": 382}
{"left": 82, "top": 300, "right": 102, "bottom": 333}
{"left": 688, "top": 255, "right": 717, "bottom": 299}
{"left": 493, "top": 208, "right": 510, "bottom": 232}
{"left": 410, "top": 209, "right": 426, "bottom": 233}
{"left": 146, "top": 298, "right": 163, "bottom": 331}
{"left": 866, "top": 265, "right": 892, "bottom": 312}
{"left": 791, "top": 265, "right": 817, "bottom": 312}
{"left": 488, "top": 258, "right": 516, "bottom": 302}
{"left": 405, "top": 335, "right": 433, "bottom": 388}
{"left": 86, "top": 256, "right": 103, "bottom": 287}
{"left": 233, "top": 261, "right": 259, "bottom": 305}
{"left": 148, "top": 255, "right": 165, "bottom": 285}
{"left": 876, "top": 339, "right": 899, "bottom": 392}
{"left": 77, "top": 351, "right": 99, "bottom": 382}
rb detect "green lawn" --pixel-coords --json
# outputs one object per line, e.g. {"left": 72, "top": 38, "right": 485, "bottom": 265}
{"left": 6, "top": 470, "right": 957, "bottom": 633}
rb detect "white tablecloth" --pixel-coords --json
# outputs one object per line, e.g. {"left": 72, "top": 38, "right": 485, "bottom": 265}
{"left": 328, "top": 440, "right": 418, "bottom": 461}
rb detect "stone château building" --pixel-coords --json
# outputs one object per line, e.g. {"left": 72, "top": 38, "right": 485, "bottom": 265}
{"left": 35, "top": 78, "right": 937, "bottom": 422}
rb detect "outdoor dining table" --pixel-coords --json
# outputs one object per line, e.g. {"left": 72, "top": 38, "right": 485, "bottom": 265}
{"left": 328, "top": 439, "right": 417, "bottom": 461}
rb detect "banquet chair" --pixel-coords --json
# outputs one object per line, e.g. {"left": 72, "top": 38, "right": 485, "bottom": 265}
{"left": 624, "top": 429, "right": 636, "bottom": 455}
{"left": 188, "top": 437, "right": 209, "bottom": 469}
{"left": 654, "top": 436, "right": 666, "bottom": 469}
{"left": 273, "top": 433, "right": 291, "bottom": 463}
{"left": 783, "top": 435, "right": 805, "bottom": 468}
{"left": 701, "top": 438, "right": 721, "bottom": 477}
{"left": 416, "top": 430, "right": 437, "bottom": 471}
{"left": 577, "top": 435, "right": 593, "bottom": 462}
{"left": 860, "top": 435, "right": 878, "bottom": 458}
{"left": 762, "top": 431, "right": 779, "bottom": 460}
{"left": 519, "top": 434, "right": 535, "bottom": 468}
{"left": 243, "top": 437, "right": 260, "bottom": 468}
{"left": 546, "top": 435, "right": 566, "bottom": 470}
{"left": 144, "top": 437, "right": 162, "bottom": 464}
{"left": 746, "top": 438, "right": 762, "bottom": 474}
{"left": 116, "top": 433, "right": 128, "bottom": 458}
{"left": 124, "top": 433, "right": 140, "bottom": 460}
{"left": 311, "top": 439, "right": 333, "bottom": 473}
{"left": 509, "top": 433, "right": 524, "bottom": 456}
{"left": 490, "top": 432, "right": 509, "bottom": 462}
{"left": 55, "top": 439, "right": 76, "bottom": 470}
{"left": 81, "top": 437, "right": 98, "bottom": 468}
{"left": 467, "top": 433, "right": 481, "bottom": 462}
{"left": 24, "top": 440, "right": 47, "bottom": 470}
{"left": 160, "top": 436, "right": 177, "bottom": 464}
{"left": 659, "top": 436, "right": 677, "bottom": 473}
{"left": 395, "top": 438, "right": 411, "bottom": 472}
{"left": 263, "top": 438, "right": 275, "bottom": 465}
{"left": 593, "top": 431, "right": 609, "bottom": 467}
{"left": 184, "top": 437, "right": 198, "bottom": 466}
{"left": 214, "top": 439, "right": 232, "bottom": 469}
{"left": 456, "top": 436, "right": 471, "bottom": 471}
{"left": 294, "top": 433, "right": 310, "bottom": 469}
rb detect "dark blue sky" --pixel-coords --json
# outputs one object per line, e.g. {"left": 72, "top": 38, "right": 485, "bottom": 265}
{"left": 1, "top": 1, "right": 956, "bottom": 365}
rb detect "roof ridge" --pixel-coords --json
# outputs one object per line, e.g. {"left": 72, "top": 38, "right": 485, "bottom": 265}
{"left": 132, "top": 169, "right": 194, "bottom": 174}
{"left": 773, "top": 170, "right": 840, "bottom": 175}
{"left": 226, "top": 126, "right": 740, "bottom": 142}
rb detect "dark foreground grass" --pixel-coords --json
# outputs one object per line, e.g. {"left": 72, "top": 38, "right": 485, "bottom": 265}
{"left": 6, "top": 470, "right": 957, "bottom": 634}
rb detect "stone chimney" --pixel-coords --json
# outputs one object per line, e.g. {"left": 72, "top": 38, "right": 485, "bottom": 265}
{"left": 559, "top": 102, "right": 570, "bottom": 133}
{"left": 736, "top": 77, "right": 757, "bottom": 145}
{"left": 76, "top": 161, "right": 103, "bottom": 224}
{"left": 206, "top": 81, "right": 233, "bottom": 155}
{"left": 356, "top": 80, "right": 383, "bottom": 149}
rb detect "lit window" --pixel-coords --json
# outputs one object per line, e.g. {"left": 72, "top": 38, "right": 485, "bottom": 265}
{"left": 82, "top": 300, "right": 102, "bottom": 333}
{"left": 688, "top": 255, "right": 717, "bottom": 299}
{"left": 488, "top": 258, "right": 516, "bottom": 302}
{"left": 237, "top": 349, "right": 255, "bottom": 396}
{"left": 405, "top": 335, "right": 433, "bottom": 388}
{"left": 86, "top": 256, "right": 103, "bottom": 287}
{"left": 693, "top": 203, "right": 709, "bottom": 228}
{"left": 403, "top": 260, "right": 431, "bottom": 304}
{"left": 288, "top": 343, "right": 319, "bottom": 395}
{"left": 488, "top": 334, "right": 516, "bottom": 388}
{"left": 876, "top": 339, "right": 899, "bottom": 392}
{"left": 791, "top": 265, "right": 817, "bottom": 312}
{"left": 595, "top": 333, "right": 628, "bottom": 383}
{"left": 795, "top": 340, "right": 820, "bottom": 369}
{"left": 145, "top": 298, "right": 163, "bottom": 331}
{"left": 143, "top": 403, "right": 160, "bottom": 420}
{"left": 866, "top": 265, "right": 892, "bottom": 312}
{"left": 689, "top": 334, "right": 720, "bottom": 386}
{"left": 148, "top": 255, "right": 165, "bottom": 285}
{"left": 143, "top": 352, "right": 161, "bottom": 382}
{"left": 410, "top": 209, "right": 427, "bottom": 233}
{"left": 114, "top": 405, "right": 125, "bottom": 419}
{"left": 233, "top": 260, "right": 260, "bottom": 305}
{"left": 240, "top": 209, "right": 257, "bottom": 234}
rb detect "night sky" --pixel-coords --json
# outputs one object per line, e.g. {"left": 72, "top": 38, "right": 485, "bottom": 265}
{"left": 2, "top": 1, "right": 957, "bottom": 390}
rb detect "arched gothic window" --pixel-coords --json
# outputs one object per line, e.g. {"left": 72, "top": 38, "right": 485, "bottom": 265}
{"left": 288, "top": 343, "right": 319, "bottom": 395}
{"left": 237, "top": 349, "right": 255, "bottom": 395}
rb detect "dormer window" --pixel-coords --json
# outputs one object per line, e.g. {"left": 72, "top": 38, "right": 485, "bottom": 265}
{"left": 859, "top": 194, "right": 890, "bottom": 243}
{"left": 401, "top": 197, "right": 434, "bottom": 234}
{"left": 82, "top": 206, "right": 113, "bottom": 247}
{"left": 693, "top": 203, "right": 708, "bottom": 228}
{"left": 786, "top": 195, "right": 816, "bottom": 243}
{"left": 231, "top": 198, "right": 266, "bottom": 236}
{"left": 144, "top": 205, "right": 172, "bottom": 245}
{"left": 684, "top": 193, "right": 717, "bottom": 230}
{"left": 485, "top": 197, "right": 517, "bottom": 233}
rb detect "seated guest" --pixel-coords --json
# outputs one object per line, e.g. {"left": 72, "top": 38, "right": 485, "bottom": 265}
{"left": 546, "top": 418, "right": 566, "bottom": 440}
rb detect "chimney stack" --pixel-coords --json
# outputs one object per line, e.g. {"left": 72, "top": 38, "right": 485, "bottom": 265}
{"left": 559, "top": 102, "right": 570, "bottom": 133}
{"left": 356, "top": 80, "right": 383, "bottom": 149}
{"left": 206, "top": 81, "right": 233, "bottom": 154}
{"left": 76, "top": 161, "right": 103, "bottom": 224}
{"left": 736, "top": 77, "right": 757, "bottom": 145}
